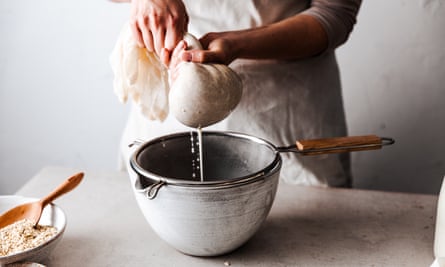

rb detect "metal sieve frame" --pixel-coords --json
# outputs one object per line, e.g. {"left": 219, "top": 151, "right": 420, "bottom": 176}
{"left": 129, "top": 131, "right": 282, "bottom": 189}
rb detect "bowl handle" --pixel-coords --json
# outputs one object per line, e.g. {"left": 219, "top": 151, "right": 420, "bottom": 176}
{"left": 134, "top": 176, "right": 165, "bottom": 200}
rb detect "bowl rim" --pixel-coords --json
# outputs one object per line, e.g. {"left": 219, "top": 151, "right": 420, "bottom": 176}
{"left": 0, "top": 195, "right": 66, "bottom": 264}
{"left": 130, "top": 130, "right": 282, "bottom": 189}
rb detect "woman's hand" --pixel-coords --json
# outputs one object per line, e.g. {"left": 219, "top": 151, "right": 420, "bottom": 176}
{"left": 180, "top": 32, "right": 238, "bottom": 65}
{"left": 174, "top": 14, "right": 329, "bottom": 65}
{"left": 129, "top": 0, "right": 188, "bottom": 64}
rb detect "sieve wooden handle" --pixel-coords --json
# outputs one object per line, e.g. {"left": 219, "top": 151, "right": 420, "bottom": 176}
{"left": 296, "top": 135, "right": 383, "bottom": 156}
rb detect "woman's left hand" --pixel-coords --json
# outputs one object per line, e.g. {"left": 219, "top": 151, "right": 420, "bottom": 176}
{"left": 180, "top": 32, "right": 237, "bottom": 65}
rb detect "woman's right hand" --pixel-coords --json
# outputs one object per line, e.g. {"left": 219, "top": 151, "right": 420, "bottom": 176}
{"left": 129, "top": 0, "right": 189, "bottom": 65}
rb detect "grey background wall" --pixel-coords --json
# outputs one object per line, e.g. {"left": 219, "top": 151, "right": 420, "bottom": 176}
{"left": 1, "top": 0, "right": 444, "bottom": 194}
{"left": 337, "top": 0, "right": 445, "bottom": 193}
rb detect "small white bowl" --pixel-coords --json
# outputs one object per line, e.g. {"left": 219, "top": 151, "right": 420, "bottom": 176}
{"left": 0, "top": 196, "right": 66, "bottom": 266}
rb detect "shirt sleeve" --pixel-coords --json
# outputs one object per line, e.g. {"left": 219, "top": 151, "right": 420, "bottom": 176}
{"left": 302, "top": 0, "right": 362, "bottom": 50}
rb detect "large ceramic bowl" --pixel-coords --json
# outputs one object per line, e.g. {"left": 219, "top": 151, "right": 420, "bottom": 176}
{"left": 0, "top": 196, "right": 66, "bottom": 266}
{"left": 128, "top": 131, "right": 281, "bottom": 256}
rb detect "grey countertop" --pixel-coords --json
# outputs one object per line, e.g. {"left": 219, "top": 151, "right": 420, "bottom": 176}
{"left": 15, "top": 166, "right": 437, "bottom": 266}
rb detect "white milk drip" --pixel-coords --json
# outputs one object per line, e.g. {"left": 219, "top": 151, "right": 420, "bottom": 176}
{"left": 197, "top": 128, "right": 204, "bottom": 182}
{"left": 190, "top": 129, "right": 204, "bottom": 182}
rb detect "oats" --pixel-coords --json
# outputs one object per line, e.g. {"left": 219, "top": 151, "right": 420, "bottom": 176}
{"left": 0, "top": 219, "right": 57, "bottom": 257}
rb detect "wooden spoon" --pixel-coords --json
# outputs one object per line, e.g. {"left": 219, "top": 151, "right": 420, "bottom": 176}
{"left": 0, "top": 172, "right": 84, "bottom": 229}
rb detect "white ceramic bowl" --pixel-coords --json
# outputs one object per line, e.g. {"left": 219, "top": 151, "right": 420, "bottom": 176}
{"left": 0, "top": 196, "right": 66, "bottom": 266}
{"left": 129, "top": 131, "right": 281, "bottom": 256}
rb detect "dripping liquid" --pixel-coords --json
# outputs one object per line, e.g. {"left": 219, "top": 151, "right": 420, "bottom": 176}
{"left": 197, "top": 127, "right": 204, "bottom": 182}
{"left": 190, "top": 128, "right": 204, "bottom": 182}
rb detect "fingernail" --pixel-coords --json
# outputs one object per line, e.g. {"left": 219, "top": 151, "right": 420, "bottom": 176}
{"left": 183, "top": 52, "right": 192, "bottom": 62}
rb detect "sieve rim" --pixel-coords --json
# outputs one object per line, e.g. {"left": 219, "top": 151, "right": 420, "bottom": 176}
{"left": 129, "top": 131, "right": 282, "bottom": 188}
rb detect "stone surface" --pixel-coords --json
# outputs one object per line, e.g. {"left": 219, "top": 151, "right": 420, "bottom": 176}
{"left": 14, "top": 166, "right": 437, "bottom": 267}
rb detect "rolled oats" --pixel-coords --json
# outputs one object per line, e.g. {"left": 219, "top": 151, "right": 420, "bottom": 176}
{"left": 0, "top": 219, "right": 57, "bottom": 257}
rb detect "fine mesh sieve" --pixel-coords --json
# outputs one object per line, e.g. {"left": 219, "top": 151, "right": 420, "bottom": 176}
{"left": 130, "top": 131, "right": 281, "bottom": 188}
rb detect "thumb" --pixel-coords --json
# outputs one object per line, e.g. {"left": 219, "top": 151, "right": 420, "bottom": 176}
{"left": 182, "top": 50, "right": 222, "bottom": 64}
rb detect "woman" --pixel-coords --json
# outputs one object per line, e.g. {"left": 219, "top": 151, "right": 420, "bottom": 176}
{"left": 115, "top": 0, "right": 362, "bottom": 187}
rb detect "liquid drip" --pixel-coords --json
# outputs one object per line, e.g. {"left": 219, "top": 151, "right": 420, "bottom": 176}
{"left": 197, "top": 127, "right": 204, "bottom": 182}
{"left": 190, "top": 132, "right": 197, "bottom": 179}
{"left": 190, "top": 129, "right": 204, "bottom": 182}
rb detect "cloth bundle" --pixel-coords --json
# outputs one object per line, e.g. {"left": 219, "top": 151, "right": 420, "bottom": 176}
{"left": 110, "top": 23, "right": 242, "bottom": 128}
{"left": 110, "top": 23, "right": 170, "bottom": 122}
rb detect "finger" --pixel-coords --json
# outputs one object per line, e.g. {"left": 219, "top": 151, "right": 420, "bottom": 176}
{"left": 152, "top": 28, "right": 166, "bottom": 56}
{"left": 164, "top": 27, "right": 182, "bottom": 52}
{"left": 169, "top": 41, "right": 187, "bottom": 69}
{"left": 182, "top": 50, "right": 221, "bottom": 64}
{"left": 160, "top": 48, "right": 170, "bottom": 67}
{"left": 129, "top": 20, "right": 144, "bottom": 48}
{"left": 143, "top": 30, "right": 155, "bottom": 52}
{"left": 147, "top": 12, "right": 167, "bottom": 56}
{"left": 138, "top": 17, "right": 154, "bottom": 52}
{"left": 172, "top": 40, "right": 186, "bottom": 59}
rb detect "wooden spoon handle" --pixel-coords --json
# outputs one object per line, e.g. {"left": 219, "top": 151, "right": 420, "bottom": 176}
{"left": 296, "top": 135, "right": 383, "bottom": 156}
{"left": 40, "top": 172, "right": 84, "bottom": 207}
